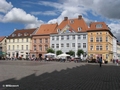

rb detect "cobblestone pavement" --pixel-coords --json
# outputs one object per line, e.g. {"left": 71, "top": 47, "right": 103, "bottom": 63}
{"left": 0, "top": 60, "right": 120, "bottom": 90}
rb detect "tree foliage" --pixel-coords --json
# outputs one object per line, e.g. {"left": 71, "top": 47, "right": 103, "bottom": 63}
{"left": 77, "top": 49, "right": 84, "bottom": 57}
{"left": 56, "top": 50, "right": 62, "bottom": 55}
{"left": 68, "top": 50, "right": 75, "bottom": 56}
{"left": 46, "top": 48, "right": 55, "bottom": 53}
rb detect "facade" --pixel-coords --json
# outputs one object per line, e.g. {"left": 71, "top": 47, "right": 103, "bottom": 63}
{"left": 0, "top": 36, "right": 7, "bottom": 59}
{"left": 117, "top": 42, "right": 120, "bottom": 60}
{"left": 30, "top": 23, "right": 58, "bottom": 58}
{"left": 112, "top": 36, "right": 117, "bottom": 59}
{"left": 50, "top": 15, "right": 88, "bottom": 58}
{"left": 7, "top": 28, "right": 37, "bottom": 59}
{"left": 87, "top": 22, "right": 113, "bottom": 62}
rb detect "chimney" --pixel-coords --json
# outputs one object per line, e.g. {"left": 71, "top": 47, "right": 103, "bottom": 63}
{"left": 64, "top": 17, "right": 68, "bottom": 21}
{"left": 14, "top": 28, "right": 17, "bottom": 31}
{"left": 78, "top": 15, "right": 82, "bottom": 19}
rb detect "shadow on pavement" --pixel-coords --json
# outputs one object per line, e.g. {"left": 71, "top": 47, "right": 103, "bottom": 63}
{"left": 0, "top": 64, "right": 120, "bottom": 90}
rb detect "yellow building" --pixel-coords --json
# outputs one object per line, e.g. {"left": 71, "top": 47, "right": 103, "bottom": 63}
{"left": 117, "top": 43, "right": 120, "bottom": 60}
{"left": 87, "top": 22, "right": 113, "bottom": 62}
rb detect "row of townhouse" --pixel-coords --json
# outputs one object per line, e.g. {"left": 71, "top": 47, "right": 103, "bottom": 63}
{"left": 0, "top": 15, "right": 120, "bottom": 61}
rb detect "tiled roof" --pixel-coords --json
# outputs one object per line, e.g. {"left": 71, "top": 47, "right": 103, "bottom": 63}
{"left": 52, "top": 15, "right": 88, "bottom": 34}
{"left": 87, "top": 22, "right": 109, "bottom": 31}
{"left": 35, "top": 23, "right": 58, "bottom": 35}
{"left": 7, "top": 28, "right": 37, "bottom": 38}
{"left": 0, "top": 36, "right": 5, "bottom": 42}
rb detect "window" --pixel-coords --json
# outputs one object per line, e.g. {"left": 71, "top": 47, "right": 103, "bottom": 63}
{"left": 96, "top": 24, "right": 102, "bottom": 28}
{"left": 83, "top": 35, "right": 86, "bottom": 39}
{"left": 13, "top": 39, "right": 15, "bottom": 42}
{"left": 39, "top": 45, "right": 42, "bottom": 51}
{"left": 66, "top": 43, "right": 69, "bottom": 47}
{"left": 12, "top": 34, "right": 16, "bottom": 37}
{"left": 26, "top": 38, "right": 28, "bottom": 42}
{"left": 52, "top": 36, "right": 54, "bottom": 40}
{"left": 56, "top": 44, "right": 59, "bottom": 48}
{"left": 52, "top": 44, "right": 54, "bottom": 48}
{"left": 17, "top": 39, "right": 19, "bottom": 42}
{"left": 18, "top": 33, "right": 22, "bottom": 36}
{"left": 106, "top": 36, "right": 108, "bottom": 42}
{"left": 22, "top": 45, "right": 24, "bottom": 50}
{"left": 100, "top": 45, "right": 102, "bottom": 50}
{"left": 96, "top": 45, "right": 102, "bottom": 50}
{"left": 40, "top": 39, "right": 42, "bottom": 43}
{"left": 22, "top": 39, "right": 24, "bottom": 42}
{"left": 61, "top": 36, "right": 64, "bottom": 40}
{"left": 78, "top": 43, "right": 81, "bottom": 48}
{"left": 56, "top": 36, "right": 59, "bottom": 40}
{"left": 57, "top": 29, "right": 60, "bottom": 33}
{"left": 61, "top": 43, "right": 64, "bottom": 47}
{"left": 13, "top": 45, "right": 14, "bottom": 50}
{"left": 67, "top": 35, "right": 69, "bottom": 40}
{"left": 9, "top": 45, "right": 10, "bottom": 50}
{"left": 96, "top": 37, "right": 99, "bottom": 42}
{"left": 34, "top": 45, "right": 36, "bottom": 50}
{"left": 83, "top": 43, "right": 86, "bottom": 48}
{"left": 17, "top": 45, "right": 19, "bottom": 50}
{"left": 70, "top": 19, "right": 74, "bottom": 23}
{"left": 90, "top": 37, "right": 93, "bottom": 42}
{"left": 34, "top": 39, "right": 36, "bottom": 43}
{"left": 96, "top": 45, "right": 99, "bottom": 50}
{"left": 45, "top": 45, "right": 48, "bottom": 50}
{"left": 78, "top": 35, "right": 81, "bottom": 39}
{"left": 72, "top": 35, "right": 75, "bottom": 39}
{"left": 90, "top": 45, "right": 93, "bottom": 50}
{"left": 106, "top": 45, "right": 108, "bottom": 50}
{"left": 26, "top": 45, "right": 28, "bottom": 50}
{"left": 72, "top": 43, "right": 75, "bottom": 47}
{"left": 100, "top": 37, "right": 102, "bottom": 42}
{"left": 45, "top": 38, "right": 48, "bottom": 43}
{"left": 78, "top": 27, "right": 81, "bottom": 31}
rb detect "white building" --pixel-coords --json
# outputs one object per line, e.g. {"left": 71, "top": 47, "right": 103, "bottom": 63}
{"left": 50, "top": 15, "right": 88, "bottom": 58}
{"left": 6, "top": 28, "right": 37, "bottom": 59}
{"left": 112, "top": 36, "right": 117, "bottom": 59}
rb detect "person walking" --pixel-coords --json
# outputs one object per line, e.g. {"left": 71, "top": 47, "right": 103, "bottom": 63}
{"left": 99, "top": 57, "right": 102, "bottom": 67}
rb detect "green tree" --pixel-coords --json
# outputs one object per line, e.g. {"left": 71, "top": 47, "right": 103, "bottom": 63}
{"left": 56, "top": 50, "right": 62, "bottom": 55}
{"left": 46, "top": 48, "right": 55, "bottom": 53}
{"left": 77, "top": 49, "right": 84, "bottom": 58}
{"left": 68, "top": 50, "right": 75, "bottom": 56}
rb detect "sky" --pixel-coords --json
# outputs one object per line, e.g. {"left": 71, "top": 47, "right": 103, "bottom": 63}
{"left": 0, "top": 0, "right": 120, "bottom": 41}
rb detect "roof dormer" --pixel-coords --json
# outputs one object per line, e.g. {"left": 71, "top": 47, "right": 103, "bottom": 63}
{"left": 78, "top": 27, "right": 82, "bottom": 31}
{"left": 96, "top": 24, "right": 102, "bottom": 28}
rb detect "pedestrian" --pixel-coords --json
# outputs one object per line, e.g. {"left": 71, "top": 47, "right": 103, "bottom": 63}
{"left": 99, "top": 57, "right": 102, "bottom": 67}
{"left": 116, "top": 59, "right": 118, "bottom": 66}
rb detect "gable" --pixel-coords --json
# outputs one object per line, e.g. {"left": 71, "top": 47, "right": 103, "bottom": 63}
{"left": 59, "top": 25, "right": 76, "bottom": 34}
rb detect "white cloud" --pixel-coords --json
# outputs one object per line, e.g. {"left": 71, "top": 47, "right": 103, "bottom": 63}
{"left": 1, "top": 7, "right": 44, "bottom": 28}
{"left": 31, "top": 11, "right": 57, "bottom": 16}
{"left": 0, "top": 0, "right": 13, "bottom": 13}
{"left": 108, "top": 23, "right": 120, "bottom": 41}
{"left": 3, "top": 8, "right": 38, "bottom": 23}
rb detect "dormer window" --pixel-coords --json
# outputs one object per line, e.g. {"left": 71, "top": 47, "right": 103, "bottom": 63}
{"left": 12, "top": 34, "right": 16, "bottom": 37}
{"left": 24, "top": 32, "right": 28, "bottom": 36}
{"left": 18, "top": 33, "right": 22, "bottom": 36}
{"left": 78, "top": 27, "right": 82, "bottom": 31}
{"left": 57, "top": 29, "right": 60, "bottom": 32}
{"left": 70, "top": 19, "right": 74, "bottom": 24}
{"left": 96, "top": 24, "right": 102, "bottom": 28}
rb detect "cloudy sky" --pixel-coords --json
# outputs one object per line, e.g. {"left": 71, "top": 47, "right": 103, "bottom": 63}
{"left": 0, "top": 0, "right": 120, "bottom": 41}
